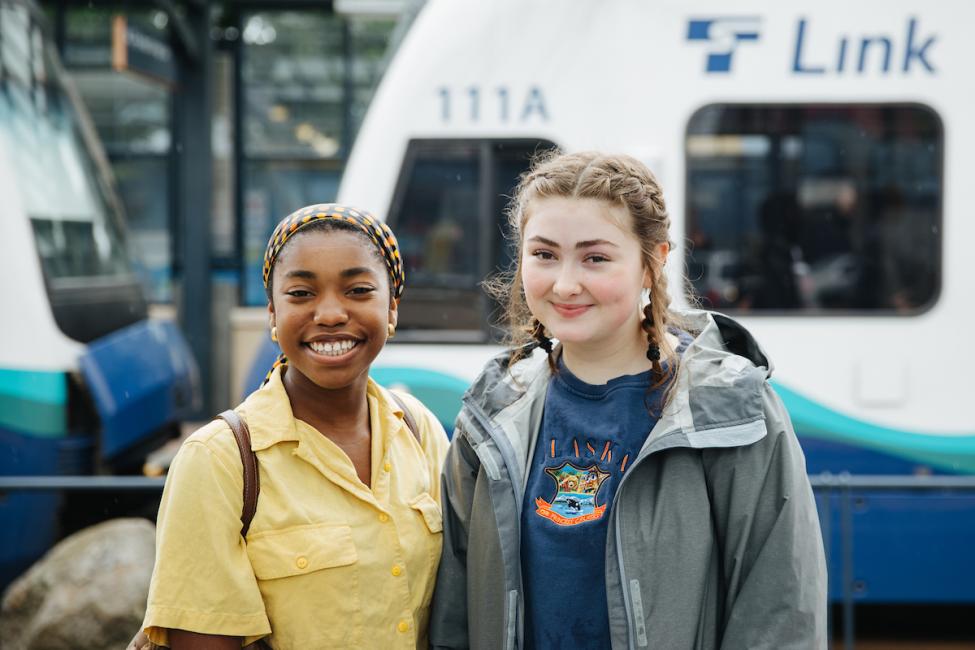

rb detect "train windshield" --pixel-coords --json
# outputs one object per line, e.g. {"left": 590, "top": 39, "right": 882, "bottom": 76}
{"left": 0, "top": 91, "right": 132, "bottom": 281}
{"left": 0, "top": 3, "right": 146, "bottom": 341}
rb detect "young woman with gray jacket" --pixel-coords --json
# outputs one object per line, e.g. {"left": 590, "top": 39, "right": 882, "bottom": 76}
{"left": 429, "top": 151, "right": 827, "bottom": 650}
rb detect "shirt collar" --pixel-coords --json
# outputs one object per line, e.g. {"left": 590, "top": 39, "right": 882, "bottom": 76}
{"left": 240, "top": 365, "right": 407, "bottom": 451}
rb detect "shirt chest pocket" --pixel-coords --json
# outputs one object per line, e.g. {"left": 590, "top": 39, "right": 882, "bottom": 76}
{"left": 246, "top": 523, "right": 358, "bottom": 580}
{"left": 407, "top": 492, "right": 443, "bottom": 573}
{"left": 409, "top": 493, "right": 443, "bottom": 534}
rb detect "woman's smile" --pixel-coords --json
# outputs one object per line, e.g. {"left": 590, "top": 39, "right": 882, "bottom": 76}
{"left": 305, "top": 336, "right": 362, "bottom": 359}
{"left": 551, "top": 302, "right": 593, "bottom": 318}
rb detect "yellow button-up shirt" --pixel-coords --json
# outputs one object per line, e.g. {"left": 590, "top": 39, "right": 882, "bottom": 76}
{"left": 143, "top": 367, "right": 449, "bottom": 649}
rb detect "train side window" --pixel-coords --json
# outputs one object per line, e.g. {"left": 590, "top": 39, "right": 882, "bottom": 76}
{"left": 386, "top": 139, "right": 556, "bottom": 339}
{"left": 685, "top": 104, "right": 942, "bottom": 315}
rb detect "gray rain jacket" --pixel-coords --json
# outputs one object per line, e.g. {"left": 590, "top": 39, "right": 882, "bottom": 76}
{"left": 429, "top": 311, "right": 827, "bottom": 650}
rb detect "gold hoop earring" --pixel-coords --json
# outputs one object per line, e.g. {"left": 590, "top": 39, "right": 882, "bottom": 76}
{"left": 387, "top": 323, "right": 396, "bottom": 338}
{"left": 270, "top": 326, "right": 278, "bottom": 342}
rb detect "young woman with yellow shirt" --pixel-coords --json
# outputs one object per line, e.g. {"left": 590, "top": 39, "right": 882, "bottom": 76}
{"left": 135, "top": 204, "right": 448, "bottom": 649}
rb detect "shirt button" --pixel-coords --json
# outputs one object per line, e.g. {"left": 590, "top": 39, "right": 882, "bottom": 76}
{"left": 384, "top": 461, "right": 392, "bottom": 472}
{"left": 391, "top": 564, "right": 402, "bottom": 577}
{"left": 378, "top": 512, "right": 389, "bottom": 523}
{"left": 397, "top": 620, "right": 410, "bottom": 633}
{"left": 296, "top": 556, "right": 308, "bottom": 570}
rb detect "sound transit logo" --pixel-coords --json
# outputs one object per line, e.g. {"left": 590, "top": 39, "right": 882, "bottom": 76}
{"left": 686, "top": 17, "right": 761, "bottom": 73}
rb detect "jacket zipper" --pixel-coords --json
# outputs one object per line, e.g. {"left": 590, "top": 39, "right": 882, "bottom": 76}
{"left": 612, "top": 464, "right": 639, "bottom": 649}
{"left": 608, "top": 427, "right": 747, "bottom": 649}
{"left": 609, "top": 435, "right": 680, "bottom": 650}
{"left": 460, "top": 399, "right": 527, "bottom": 648}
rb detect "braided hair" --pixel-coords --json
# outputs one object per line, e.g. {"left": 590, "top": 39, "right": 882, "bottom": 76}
{"left": 486, "top": 151, "right": 686, "bottom": 394}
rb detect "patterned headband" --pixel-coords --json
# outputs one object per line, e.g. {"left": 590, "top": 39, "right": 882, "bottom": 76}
{"left": 262, "top": 203, "right": 405, "bottom": 300}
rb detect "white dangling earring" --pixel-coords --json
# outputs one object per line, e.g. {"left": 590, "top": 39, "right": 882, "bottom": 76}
{"left": 640, "top": 287, "right": 652, "bottom": 311}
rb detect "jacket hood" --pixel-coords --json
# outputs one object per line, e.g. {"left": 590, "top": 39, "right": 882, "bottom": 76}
{"left": 461, "top": 310, "right": 773, "bottom": 459}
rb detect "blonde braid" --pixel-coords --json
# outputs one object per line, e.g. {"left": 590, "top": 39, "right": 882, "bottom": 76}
{"left": 487, "top": 151, "right": 690, "bottom": 394}
{"left": 647, "top": 270, "right": 678, "bottom": 388}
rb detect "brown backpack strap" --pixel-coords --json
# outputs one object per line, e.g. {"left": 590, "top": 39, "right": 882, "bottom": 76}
{"left": 388, "top": 391, "right": 421, "bottom": 446}
{"left": 217, "top": 410, "right": 260, "bottom": 538}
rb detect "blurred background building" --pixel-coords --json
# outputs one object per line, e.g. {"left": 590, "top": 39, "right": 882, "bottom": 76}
{"left": 42, "top": 0, "right": 414, "bottom": 413}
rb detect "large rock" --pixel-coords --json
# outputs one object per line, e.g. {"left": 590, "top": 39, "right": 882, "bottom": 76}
{"left": 1, "top": 518, "right": 155, "bottom": 650}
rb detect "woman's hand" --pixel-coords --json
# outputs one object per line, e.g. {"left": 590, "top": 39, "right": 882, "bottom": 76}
{"left": 125, "top": 631, "right": 152, "bottom": 650}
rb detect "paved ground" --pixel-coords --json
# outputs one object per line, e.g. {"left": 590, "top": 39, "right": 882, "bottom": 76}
{"left": 856, "top": 640, "right": 975, "bottom": 650}
{"left": 830, "top": 604, "right": 975, "bottom": 650}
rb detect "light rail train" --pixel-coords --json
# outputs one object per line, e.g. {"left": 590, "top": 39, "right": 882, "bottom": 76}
{"left": 0, "top": 0, "right": 197, "bottom": 586}
{"left": 246, "top": 0, "right": 975, "bottom": 603}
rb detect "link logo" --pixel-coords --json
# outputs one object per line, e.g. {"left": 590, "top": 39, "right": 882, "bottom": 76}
{"left": 687, "top": 17, "right": 761, "bottom": 73}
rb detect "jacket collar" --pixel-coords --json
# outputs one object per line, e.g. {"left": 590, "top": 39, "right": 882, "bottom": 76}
{"left": 462, "top": 310, "right": 773, "bottom": 459}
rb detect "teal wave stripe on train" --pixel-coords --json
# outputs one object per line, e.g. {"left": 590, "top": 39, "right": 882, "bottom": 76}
{"left": 0, "top": 368, "right": 67, "bottom": 438}
{"left": 370, "top": 366, "right": 470, "bottom": 429}
{"left": 371, "top": 366, "right": 975, "bottom": 475}
{"left": 771, "top": 381, "right": 975, "bottom": 474}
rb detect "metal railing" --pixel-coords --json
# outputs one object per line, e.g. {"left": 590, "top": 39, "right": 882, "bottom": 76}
{"left": 0, "top": 476, "right": 165, "bottom": 491}
{"left": 3, "top": 472, "right": 975, "bottom": 649}
{"left": 810, "top": 473, "right": 975, "bottom": 649}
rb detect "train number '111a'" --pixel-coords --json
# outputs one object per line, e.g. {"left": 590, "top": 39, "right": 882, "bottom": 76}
{"left": 437, "top": 86, "right": 549, "bottom": 123}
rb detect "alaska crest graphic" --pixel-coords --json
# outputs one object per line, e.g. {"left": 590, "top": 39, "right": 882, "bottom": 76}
{"left": 535, "top": 462, "right": 611, "bottom": 526}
